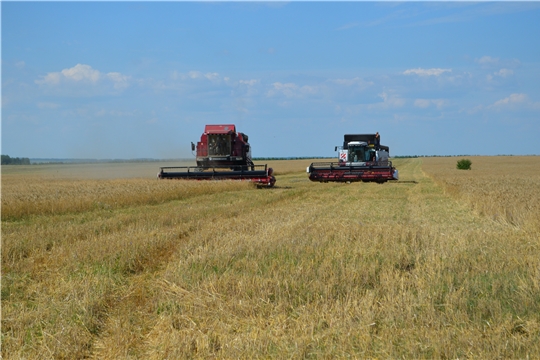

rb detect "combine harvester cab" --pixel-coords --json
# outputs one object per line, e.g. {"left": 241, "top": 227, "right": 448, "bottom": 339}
{"left": 158, "top": 124, "right": 276, "bottom": 187}
{"left": 307, "top": 133, "right": 398, "bottom": 183}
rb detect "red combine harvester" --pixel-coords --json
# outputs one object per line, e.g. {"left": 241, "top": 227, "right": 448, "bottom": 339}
{"left": 158, "top": 124, "right": 276, "bottom": 187}
{"left": 307, "top": 133, "right": 398, "bottom": 183}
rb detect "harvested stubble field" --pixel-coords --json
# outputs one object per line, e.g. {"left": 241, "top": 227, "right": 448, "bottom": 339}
{"left": 2, "top": 157, "right": 539, "bottom": 359}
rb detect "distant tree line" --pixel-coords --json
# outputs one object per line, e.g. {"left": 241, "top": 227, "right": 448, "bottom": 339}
{"left": 1, "top": 155, "right": 31, "bottom": 165}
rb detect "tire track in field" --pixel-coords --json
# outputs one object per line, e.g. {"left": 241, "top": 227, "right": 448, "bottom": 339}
{"left": 88, "top": 186, "right": 315, "bottom": 358}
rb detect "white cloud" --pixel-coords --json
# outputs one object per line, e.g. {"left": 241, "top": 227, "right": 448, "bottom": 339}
{"left": 477, "top": 56, "right": 521, "bottom": 70}
{"left": 336, "top": 22, "right": 360, "bottom": 31}
{"left": 414, "top": 99, "right": 431, "bottom": 108}
{"left": 466, "top": 104, "right": 484, "bottom": 115}
{"left": 267, "top": 82, "right": 319, "bottom": 98}
{"left": 268, "top": 82, "right": 298, "bottom": 98}
{"left": 107, "top": 72, "right": 131, "bottom": 90}
{"left": 61, "top": 64, "right": 100, "bottom": 82}
{"left": 187, "top": 71, "right": 202, "bottom": 79}
{"left": 239, "top": 79, "right": 259, "bottom": 86}
{"left": 377, "top": 91, "right": 405, "bottom": 108}
{"left": 35, "top": 64, "right": 131, "bottom": 91}
{"left": 236, "top": 79, "right": 260, "bottom": 97}
{"left": 161, "top": 72, "right": 369, "bottom": 103}
{"left": 403, "top": 68, "right": 451, "bottom": 76}
{"left": 431, "top": 99, "right": 447, "bottom": 108}
{"left": 204, "top": 72, "right": 220, "bottom": 81}
{"left": 468, "top": 93, "right": 532, "bottom": 114}
{"left": 492, "top": 93, "right": 528, "bottom": 107}
{"left": 37, "top": 72, "right": 61, "bottom": 85}
{"left": 182, "top": 71, "right": 222, "bottom": 82}
{"left": 300, "top": 85, "right": 318, "bottom": 95}
{"left": 15, "top": 61, "right": 26, "bottom": 69}
{"left": 414, "top": 98, "right": 447, "bottom": 109}
{"left": 494, "top": 68, "right": 513, "bottom": 78}
{"left": 476, "top": 56, "right": 499, "bottom": 65}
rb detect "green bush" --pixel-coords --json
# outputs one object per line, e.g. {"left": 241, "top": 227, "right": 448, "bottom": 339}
{"left": 456, "top": 158, "right": 472, "bottom": 170}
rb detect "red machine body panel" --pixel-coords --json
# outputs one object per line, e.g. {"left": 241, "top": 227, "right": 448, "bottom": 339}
{"left": 204, "top": 124, "right": 236, "bottom": 134}
{"left": 195, "top": 124, "right": 251, "bottom": 168}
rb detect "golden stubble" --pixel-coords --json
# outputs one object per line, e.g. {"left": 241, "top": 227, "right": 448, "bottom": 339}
{"left": 422, "top": 156, "right": 540, "bottom": 231}
{"left": 2, "top": 157, "right": 539, "bottom": 359}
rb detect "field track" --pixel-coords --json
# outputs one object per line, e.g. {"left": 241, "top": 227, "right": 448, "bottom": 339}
{"left": 2, "top": 157, "right": 539, "bottom": 358}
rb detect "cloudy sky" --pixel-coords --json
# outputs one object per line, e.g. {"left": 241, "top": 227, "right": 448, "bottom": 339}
{"left": 2, "top": 2, "right": 540, "bottom": 159}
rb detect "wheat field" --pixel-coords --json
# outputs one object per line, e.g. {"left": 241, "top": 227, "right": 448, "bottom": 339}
{"left": 2, "top": 157, "right": 539, "bottom": 359}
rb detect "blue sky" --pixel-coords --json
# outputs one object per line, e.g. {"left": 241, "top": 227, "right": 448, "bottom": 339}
{"left": 2, "top": 1, "right": 540, "bottom": 159}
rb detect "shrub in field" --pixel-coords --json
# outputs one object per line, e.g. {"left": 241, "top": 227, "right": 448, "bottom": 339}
{"left": 456, "top": 158, "right": 472, "bottom": 170}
